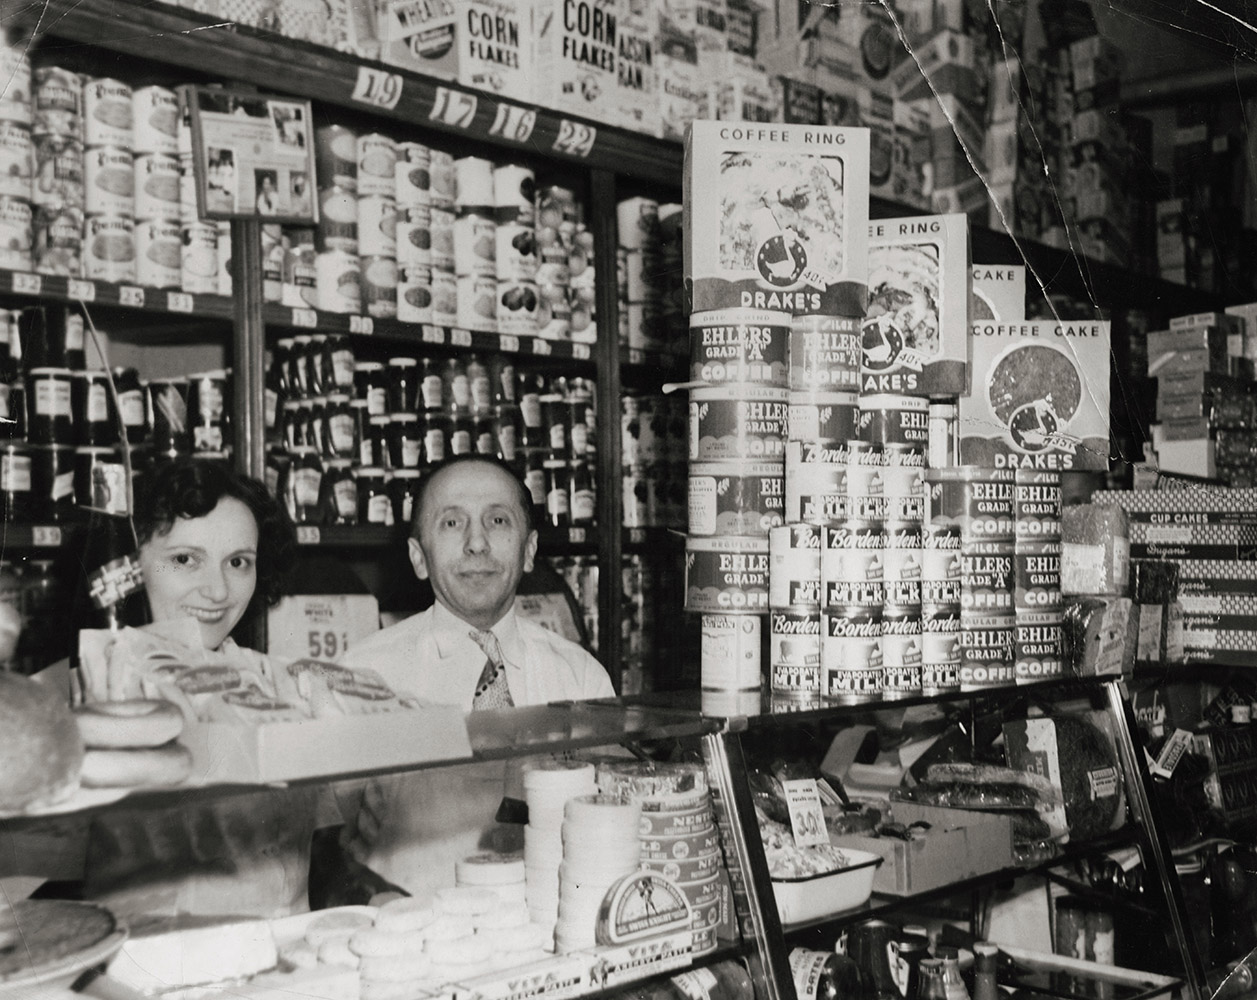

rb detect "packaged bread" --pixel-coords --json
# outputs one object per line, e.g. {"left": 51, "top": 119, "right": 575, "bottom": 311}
{"left": 276, "top": 659, "right": 418, "bottom": 716}
{"left": 202, "top": 683, "right": 308, "bottom": 724}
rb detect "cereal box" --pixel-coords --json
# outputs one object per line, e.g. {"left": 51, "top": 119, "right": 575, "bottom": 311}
{"left": 684, "top": 120, "right": 870, "bottom": 317}
{"left": 377, "top": 0, "right": 460, "bottom": 80}
{"left": 615, "top": 2, "right": 660, "bottom": 136}
{"left": 959, "top": 320, "right": 1111, "bottom": 471}
{"left": 457, "top": 0, "right": 534, "bottom": 101}
{"left": 970, "top": 264, "right": 1025, "bottom": 322}
{"left": 862, "top": 213, "right": 971, "bottom": 395}
{"left": 533, "top": 0, "right": 620, "bottom": 124}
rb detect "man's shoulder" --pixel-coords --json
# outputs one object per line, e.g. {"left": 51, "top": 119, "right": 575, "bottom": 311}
{"left": 515, "top": 614, "right": 594, "bottom": 660}
{"left": 341, "top": 608, "right": 433, "bottom": 666}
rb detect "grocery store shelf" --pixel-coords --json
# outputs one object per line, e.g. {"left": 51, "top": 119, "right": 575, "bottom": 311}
{"left": 0, "top": 269, "right": 234, "bottom": 323}
{"left": 297, "top": 522, "right": 598, "bottom": 550}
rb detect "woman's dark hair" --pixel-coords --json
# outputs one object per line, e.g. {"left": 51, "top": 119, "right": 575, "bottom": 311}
{"left": 133, "top": 458, "right": 295, "bottom": 614}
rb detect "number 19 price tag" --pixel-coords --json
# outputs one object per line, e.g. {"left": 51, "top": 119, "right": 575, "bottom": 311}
{"left": 352, "top": 66, "right": 404, "bottom": 110}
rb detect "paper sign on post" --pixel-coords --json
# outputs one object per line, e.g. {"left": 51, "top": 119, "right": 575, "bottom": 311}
{"left": 782, "top": 777, "right": 830, "bottom": 847}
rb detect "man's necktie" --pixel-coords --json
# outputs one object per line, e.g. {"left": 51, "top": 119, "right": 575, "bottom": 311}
{"left": 470, "top": 628, "right": 514, "bottom": 709}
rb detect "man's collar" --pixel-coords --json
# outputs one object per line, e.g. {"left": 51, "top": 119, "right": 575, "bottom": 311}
{"left": 429, "top": 600, "right": 520, "bottom": 663}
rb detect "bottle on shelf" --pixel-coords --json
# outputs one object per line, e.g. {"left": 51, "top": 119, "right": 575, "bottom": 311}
{"left": 789, "top": 948, "right": 864, "bottom": 1000}
{"left": 670, "top": 961, "right": 754, "bottom": 1000}
{"left": 971, "top": 942, "right": 999, "bottom": 1000}
{"left": 75, "top": 504, "right": 151, "bottom": 635}
{"left": 916, "top": 959, "right": 947, "bottom": 1000}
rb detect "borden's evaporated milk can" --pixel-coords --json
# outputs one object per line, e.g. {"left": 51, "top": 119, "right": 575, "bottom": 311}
{"left": 684, "top": 122, "right": 870, "bottom": 317}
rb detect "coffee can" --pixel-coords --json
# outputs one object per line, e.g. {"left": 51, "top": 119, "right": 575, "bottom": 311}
{"left": 784, "top": 438, "right": 846, "bottom": 524}
{"left": 769, "top": 609, "right": 822, "bottom": 695}
{"left": 881, "top": 612, "right": 923, "bottom": 699}
{"left": 823, "top": 608, "right": 883, "bottom": 704}
{"left": 700, "top": 613, "right": 762, "bottom": 693}
{"left": 688, "top": 460, "right": 784, "bottom": 537}
{"left": 925, "top": 466, "right": 1015, "bottom": 542}
{"left": 688, "top": 385, "right": 787, "bottom": 462}
{"left": 1014, "top": 468, "right": 1062, "bottom": 540}
{"left": 684, "top": 535, "right": 770, "bottom": 613}
{"left": 1014, "top": 537, "right": 1062, "bottom": 618}
{"left": 787, "top": 390, "right": 858, "bottom": 443}
{"left": 959, "top": 612, "right": 1016, "bottom": 691}
{"left": 1014, "top": 615, "right": 1064, "bottom": 684}
{"left": 858, "top": 393, "right": 930, "bottom": 450}
{"left": 789, "top": 314, "right": 860, "bottom": 391}
{"left": 822, "top": 520, "right": 884, "bottom": 612}
{"left": 689, "top": 308, "right": 789, "bottom": 387}
{"left": 960, "top": 539, "right": 1015, "bottom": 616}
{"left": 769, "top": 523, "right": 822, "bottom": 609}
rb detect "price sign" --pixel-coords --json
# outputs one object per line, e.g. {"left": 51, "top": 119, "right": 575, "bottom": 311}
{"left": 553, "top": 118, "right": 597, "bottom": 158}
{"left": 67, "top": 279, "right": 95, "bottom": 302}
{"left": 11, "top": 272, "right": 41, "bottom": 295}
{"left": 422, "top": 325, "right": 445, "bottom": 345}
{"left": 352, "top": 66, "right": 404, "bottom": 110}
{"left": 430, "top": 87, "right": 478, "bottom": 129}
{"left": 296, "top": 526, "right": 321, "bottom": 545}
{"left": 488, "top": 102, "right": 538, "bottom": 144}
{"left": 167, "top": 291, "right": 194, "bottom": 313}
{"left": 292, "top": 308, "right": 318, "bottom": 328}
{"left": 572, "top": 343, "right": 591, "bottom": 360}
{"left": 306, "top": 629, "right": 351, "bottom": 660}
{"left": 499, "top": 334, "right": 520, "bottom": 353}
{"left": 532, "top": 338, "right": 552, "bottom": 356}
{"left": 450, "top": 327, "right": 472, "bottom": 347}
{"left": 350, "top": 315, "right": 374, "bottom": 335}
{"left": 119, "top": 286, "right": 145, "bottom": 308}
{"left": 569, "top": 527, "right": 586, "bottom": 543}
{"left": 32, "top": 526, "right": 61, "bottom": 547}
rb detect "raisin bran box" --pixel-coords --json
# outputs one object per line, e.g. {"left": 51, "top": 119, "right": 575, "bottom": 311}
{"left": 959, "top": 320, "right": 1111, "bottom": 471}
{"left": 684, "top": 121, "right": 870, "bottom": 318}
{"left": 862, "top": 212, "right": 971, "bottom": 395}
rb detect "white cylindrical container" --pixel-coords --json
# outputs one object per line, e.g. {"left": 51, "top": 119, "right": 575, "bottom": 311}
{"left": 81, "top": 76, "right": 134, "bottom": 149}
{"left": 315, "top": 249, "right": 362, "bottom": 314}
{"left": 83, "top": 213, "right": 136, "bottom": 283}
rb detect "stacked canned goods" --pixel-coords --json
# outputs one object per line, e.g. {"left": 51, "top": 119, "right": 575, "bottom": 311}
{"left": 1013, "top": 469, "right": 1064, "bottom": 682}
{"left": 30, "top": 65, "right": 84, "bottom": 278}
{"left": 311, "top": 123, "right": 364, "bottom": 315}
{"left": 173, "top": 84, "right": 228, "bottom": 295}
{"left": 686, "top": 307, "right": 790, "bottom": 702}
{"left": 622, "top": 391, "right": 686, "bottom": 530}
{"left": 493, "top": 161, "right": 539, "bottom": 338}
{"left": 0, "top": 31, "right": 32, "bottom": 272}
{"left": 615, "top": 197, "right": 686, "bottom": 357}
{"left": 535, "top": 183, "right": 595, "bottom": 343}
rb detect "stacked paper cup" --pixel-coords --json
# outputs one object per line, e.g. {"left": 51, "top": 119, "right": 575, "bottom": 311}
{"left": 31, "top": 65, "right": 84, "bottom": 280}
{"left": 395, "top": 140, "right": 432, "bottom": 324}
{"left": 495, "top": 163, "right": 537, "bottom": 338}
{"left": 357, "top": 132, "right": 398, "bottom": 319}
{"left": 523, "top": 759, "right": 597, "bottom": 940}
{"left": 597, "top": 761, "right": 722, "bottom": 956}
{"left": 132, "top": 86, "right": 181, "bottom": 290}
{"left": 554, "top": 794, "right": 641, "bottom": 952}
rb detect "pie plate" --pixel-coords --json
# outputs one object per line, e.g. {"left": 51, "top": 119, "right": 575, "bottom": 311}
{"left": 0, "top": 900, "right": 127, "bottom": 995}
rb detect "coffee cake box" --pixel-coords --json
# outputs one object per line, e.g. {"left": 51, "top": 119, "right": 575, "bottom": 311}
{"left": 684, "top": 121, "right": 870, "bottom": 317}
{"left": 970, "top": 264, "right": 1025, "bottom": 322}
{"left": 862, "top": 212, "right": 971, "bottom": 395}
{"left": 959, "top": 320, "right": 1111, "bottom": 471}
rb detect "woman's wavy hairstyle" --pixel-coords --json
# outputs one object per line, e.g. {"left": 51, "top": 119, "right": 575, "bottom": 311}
{"left": 133, "top": 457, "right": 295, "bottom": 617}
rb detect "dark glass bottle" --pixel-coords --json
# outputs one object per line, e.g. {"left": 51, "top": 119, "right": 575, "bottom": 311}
{"left": 77, "top": 507, "right": 151, "bottom": 634}
{"left": 790, "top": 948, "right": 864, "bottom": 1000}
{"left": 971, "top": 943, "right": 999, "bottom": 1000}
{"left": 916, "top": 959, "right": 947, "bottom": 1000}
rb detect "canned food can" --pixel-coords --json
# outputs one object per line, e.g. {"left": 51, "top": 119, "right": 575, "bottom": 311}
{"left": 180, "top": 220, "right": 218, "bottom": 293}
{"left": 73, "top": 445, "right": 124, "bottom": 508}
{"left": 315, "top": 249, "right": 362, "bottom": 314}
{"left": 82, "top": 77, "right": 133, "bottom": 148}
{"left": 784, "top": 438, "right": 845, "bottom": 524}
{"left": 616, "top": 195, "right": 658, "bottom": 251}
{"left": 32, "top": 67, "right": 81, "bottom": 136}
{"left": 822, "top": 521, "right": 885, "bottom": 611}
{"left": 395, "top": 142, "right": 431, "bottom": 207}
{"left": 684, "top": 535, "right": 770, "bottom": 613}
{"left": 395, "top": 202, "right": 432, "bottom": 267}
{"left": 31, "top": 134, "right": 84, "bottom": 209}
{"left": 536, "top": 288, "right": 570, "bottom": 340}
{"left": 688, "top": 460, "right": 784, "bottom": 537}
{"left": 883, "top": 524, "right": 923, "bottom": 609}
{"left": 769, "top": 609, "right": 822, "bottom": 694}
{"left": 858, "top": 393, "right": 930, "bottom": 451}
{"left": 454, "top": 155, "right": 494, "bottom": 210}
{"left": 823, "top": 609, "right": 883, "bottom": 703}
{"left": 920, "top": 606, "right": 961, "bottom": 695}
{"left": 0, "top": 196, "right": 32, "bottom": 270}
{"left": 1014, "top": 616, "right": 1064, "bottom": 683}
{"left": 882, "top": 452, "right": 925, "bottom": 522}
{"left": 397, "top": 262, "right": 433, "bottom": 324}
{"left": 453, "top": 210, "right": 495, "bottom": 277}
{"left": 430, "top": 204, "right": 455, "bottom": 271}
{"left": 132, "top": 153, "right": 180, "bottom": 224}
{"left": 960, "top": 540, "right": 1015, "bottom": 615}
{"left": 700, "top": 613, "right": 762, "bottom": 692}
{"left": 1014, "top": 538, "right": 1062, "bottom": 617}
{"left": 688, "top": 385, "right": 787, "bottom": 462}
{"left": 131, "top": 86, "right": 178, "bottom": 155}
{"left": 457, "top": 273, "right": 497, "bottom": 332}
{"left": 495, "top": 219, "right": 537, "bottom": 281}
{"left": 497, "top": 281, "right": 538, "bottom": 335}
{"left": 789, "top": 314, "right": 860, "bottom": 391}
{"left": 83, "top": 213, "right": 135, "bottom": 282}
{"left": 689, "top": 308, "right": 789, "bottom": 387}
{"left": 881, "top": 613, "right": 923, "bottom": 699}
{"left": 0, "top": 44, "right": 31, "bottom": 126}
{"left": 282, "top": 234, "right": 318, "bottom": 308}
{"left": 429, "top": 150, "right": 455, "bottom": 210}
{"left": 0, "top": 121, "right": 32, "bottom": 199}
{"left": 1014, "top": 468, "right": 1062, "bottom": 540}
{"left": 787, "top": 390, "right": 858, "bottom": 442}
{"left": 959, "top": 613, "right": 1015, "bottom": 690}
{"left": 315, "top": 124, "right": 358, "bottom": 192}
{"left": 32, "top": 205, "right": 83, "bottom": 277}
{"left": 316, "top": 185, "right": 358, "bottom": 253}
{"left": 356, "top": 132, "right": 397, "bottom": 199}
{"left": 925, "top": 466, "right": 1015, "bottom": 542}
{"left": 431, "top": 269, "right": 457, "bottom": 326}
{"left": 845, "top": 439, "right": 886, "bottom": 522}
{"left": 26, "top": 367, "right": 73, "bottom": 445}
{"left": 134, "top": 217, "right": 181, "bottom": 288}
{"left": 361, "top": 255, "right": 398, "bottom": 319}
{"left": 357, "top": 194, "right": 397, "bottom": 258}
{"left": 28, "top": 443, "right": 75, "bottom": 522}
{"left": 769, "top": 523, "right": 822, "bottom": 609}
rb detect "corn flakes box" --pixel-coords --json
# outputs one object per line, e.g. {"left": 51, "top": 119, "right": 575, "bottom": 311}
{"left": 684, "top": 120, "right": 869, "bottom": 317}
{"left": 959, "top": 320, "right": 1111, "bottom": 471}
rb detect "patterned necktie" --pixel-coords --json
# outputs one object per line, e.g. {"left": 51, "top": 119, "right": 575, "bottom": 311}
{"left": 470, "top": 628, "right": 514, "bottom": 709}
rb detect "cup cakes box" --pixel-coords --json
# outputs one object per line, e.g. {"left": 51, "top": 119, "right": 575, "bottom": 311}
{"left": 959, "top": 320, "right": 1111, "bottom": 471}
{"left": 862, "top": 212, "right": 971, "bottom": 395}
{"left": 684, "top": 121, "right": 870, "bottom": 318}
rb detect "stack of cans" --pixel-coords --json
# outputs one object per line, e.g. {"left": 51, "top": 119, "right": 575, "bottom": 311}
{"left": 312, "top": 123, "right": 362, "bottom": 314}
{"left": 31, "top": 66, "right": 84, "bottom": 279}
{"left": 616, "top": 196, "right": 663, "bottom": 354}
{"left": 175, "top": 91, "right": 226, "bottom": 296}
{"left": 685, "top": 308, "right": 790, "bottom": 708}
{"left": 357, "top": 132, "right": 398, "bottom": 319}
{"left": 1013, "top": 470, "right": 1064, "bottom": 682}
{"left": 621, "top": 391, "right": 687, "bottom": 531}
{"left": 453, "top": 155, "right": 495, "bottom": 332}
{"left": 81, "top": 76, "right": 135, "bottom": 284}
{"left": 131, "top": 85, "right": 182, "bottom": 290}
{"left": 395, "top": 140, "right": 432, "bottom": 323}
{"left": 494, "top": 162, "right": 538, "bottom": 337}
{"left": 0, "top": 30, "right": 32, "bottom": 272}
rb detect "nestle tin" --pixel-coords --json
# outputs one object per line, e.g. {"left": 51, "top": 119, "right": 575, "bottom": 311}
{"left": 785, "top": 438, "right": 846, "bottom": 524}
{"left": 135, "top": 217, "right": 181, "bottom": 288}
{"left": 1015, "top": 616, "right": 1064, "bottom": 683}
{"left": 881, "top": 613, "right": 923, "bottom": 699}
{"left": 1014, "top": 538, "right": 1062, "bottom": 617}
{"left": 131, "top": 86, "right": 179, "bottom": 155}
{"left": 769, "top": 523, "right": 822, "bottom": 609}
{"left": 883, "top": 523, "right": 923, "bottom": 609}
{"left": 925, "top": 466, "right": 1015, "bottom": 542}
{"left": 356, "top": 132, "right": 397, "bottom": 199}
{"left": 688, "top": 385, "right": 786, "bottom": 462}
{"left": 33, "top": 205, "right": 83, "bottom": 277}
{"left": 28, "top": 443, "right": 75, "bottom": 522}
{"left": 822, "top": 521, "right": 884, "bottom": 611}
{"left": 959, "top": 613, "right": 1016, "bottom": 690}
{"left": 31, "top": 134, "right": 84, "bottom": 209}
{"left": 0, "top": 196, "right": 31, "bottom": 270}
{"left": 689, "top": 308, "right": 789, "bottom": 387}
{"left": 395, "top": 142, "right": 430, "bottom": 207}
{"left": 26, "top": 367, "right": 73, "bottom": 445}
{"left": 700, "top": 613, "right": 762, "bottom": 692}
{"left": 82, "top": 77, "right": 133, "bottom": 148}
{"left": 0, "top": 121, "right": 32, "bottom": 199}
{"left": 960, "top": 540, "right": 1014, "bottom": 616}
{"left": 83, "top": 213, "right": 136, "bottom": 282}
{"left": 769, "top": 610, "right": 822, "bottom": 694}
{"left": 687, "top": 461, "right": 784, "bottom": 537}
{"left": 315, "top": 124, "right": 358, "bottom": 193}
{"left": 357, "top": 194, "right": 397, "bottom": 258}
{"left": 845, "top": 439, "right": 886, "bottom": 522}
{"left": 823, "top": 609, "right": 884, "bottom": 703}
{"left": 789, "top": 314, "right": 860, "bottom": 391}
{"left": 859, "top": 393, "right": 930, "bottom": 450}
{"left": 316, "top": 185, "right": 358, "bottom": 253}
{"left": 1014, "top": 468, "right": 1062, "bottom": 540}
{"left": 684, "top": 535, "right": 770, "bottom": 613}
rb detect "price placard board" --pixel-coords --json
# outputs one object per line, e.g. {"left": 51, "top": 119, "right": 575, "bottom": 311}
{"left": 186, "top": 86, "right": 318, "bottom": 224}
